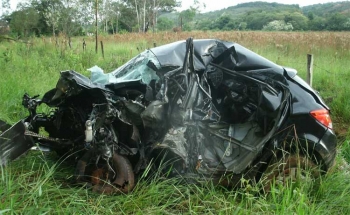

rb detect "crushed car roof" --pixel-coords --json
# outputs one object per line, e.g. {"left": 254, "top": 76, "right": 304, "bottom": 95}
{"left": 150, "top": 39, "right": 284, "bottom": 74}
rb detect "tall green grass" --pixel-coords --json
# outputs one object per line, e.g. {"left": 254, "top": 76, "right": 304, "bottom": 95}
{"left": 1, "top": 150, "right": 350, "bottom": 214}
{"left": 1, "top": 31, "right": 350, "bottom": 214}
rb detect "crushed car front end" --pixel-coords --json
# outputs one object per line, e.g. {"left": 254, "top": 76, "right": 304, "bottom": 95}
{"left": 0, "top": 38, "right": 337, "bottom": 193}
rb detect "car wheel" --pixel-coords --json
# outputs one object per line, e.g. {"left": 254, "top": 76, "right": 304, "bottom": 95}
{"left": 90, "top": 153, "right": 135, "bottom": 194}
{"left": 261, "top": 153, "right": 321, "bottom": 193}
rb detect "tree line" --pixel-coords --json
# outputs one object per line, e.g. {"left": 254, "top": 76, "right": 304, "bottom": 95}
{"left": 0, "top": 0, "right": 181, "bottom": 37}
{"left": 0, "top": 0, "right": 349, "bottom": 38}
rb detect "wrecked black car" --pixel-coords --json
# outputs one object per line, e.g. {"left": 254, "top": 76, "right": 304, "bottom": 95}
{"left": 0, "top": 38, "right": 337, "bottom": 194}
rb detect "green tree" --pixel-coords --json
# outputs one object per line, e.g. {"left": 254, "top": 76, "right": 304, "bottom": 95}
{"left": 245, "top": 11, "right": 284, "bottom": 30}
{"left": 307, "top": 12, "right": 314, "bottom": 20}
{"left": 46, "top": 0, "right": 92, "bottom": 37}
{"left": 157, "top": 16, "right": 173, "bottom": 31}
{"left": 194, "top": 19, "right": 212, "bottom": 31}
{"left": 179, "top": 8, "right": 196, "bottom": 30}
{"left": 0, "top": 0, "right": 9, "bottom": 35}
{"left": 238, "top": 22, "right": 247, "bottom": 30}
{"left": 344, "top": 18, "right": 350, "bottom": 31}
{"left": 326, "top": 13, "right": 348, "bottom": 31}
{"left": 211, "top": 15, "right": 236, "bottom": 31}
{"left": 1, "top": 0, "right": 9, "bottom": 15}
{"left": 178, "top": 0, "right": 204, "bottom": 31}
{"left": 152, "top": 0, "right": 181, "bottom": 32}
{"left": 10, "top": 5, "right": 40, "bottom": 37}
{"left": 41, "top": 0, "right": 63, "bottom": 36}
{"left": 308, "top": 16, "right": 326, "bottom": 31}
{"left": 284, "top": 12, "right": 308, "bottom": 30}
{"left": 122, "top": 0, "right": 180, "bottom": 32}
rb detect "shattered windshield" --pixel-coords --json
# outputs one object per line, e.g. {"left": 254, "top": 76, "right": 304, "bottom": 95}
{"left": 90, "top": 50, "right": 160, "bottom": 85}
{"left": 111, "top": 50, "right": 160, "bottom": 84}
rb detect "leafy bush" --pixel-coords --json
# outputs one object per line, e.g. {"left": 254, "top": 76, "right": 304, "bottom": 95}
{"left": 263, "top": 20, "right": 294, "bottom": 31}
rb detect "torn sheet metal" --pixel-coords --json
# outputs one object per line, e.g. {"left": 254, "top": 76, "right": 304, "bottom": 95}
{"left": 0, "top": 120, "right": 34, "bottom": 166}
{"left": 0, "top": 119, "right": 11, "bottom": 133}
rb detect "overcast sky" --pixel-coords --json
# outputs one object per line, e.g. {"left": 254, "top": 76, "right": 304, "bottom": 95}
{"left": 5, "top": 0, "right": 350, "bottom": 13}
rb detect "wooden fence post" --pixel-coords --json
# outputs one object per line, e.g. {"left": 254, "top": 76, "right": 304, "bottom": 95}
{"left": 100, "top": 41, "right": 104, "bottom": 59}
{"left": 307, "top": 54, "right": 314, "bottom": 87}
{"left": 83, "top": 39, "right": 86, "bottom": 51}
{"left": 68, "top": 37, "right": 72, "bottom": 49}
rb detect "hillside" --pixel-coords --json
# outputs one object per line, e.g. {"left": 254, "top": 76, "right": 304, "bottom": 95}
{"left": 159, "top": 1, "right": 350, "bottom": 31}
{"left": 195, "top": 2, "right": 301, "bottom": 21}
{"left": 302, "top": 1, "right": 350, "bottom": 16}
{"left": 196, "top": 1, "right": 350, "bottom": 19}
{"left": 161, "top": 2, "right": 301, "bottom": 21}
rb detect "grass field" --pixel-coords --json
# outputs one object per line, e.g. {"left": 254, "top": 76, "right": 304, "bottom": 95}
{"left": 0, "top": 31, "right": 350, "bottom": 214}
